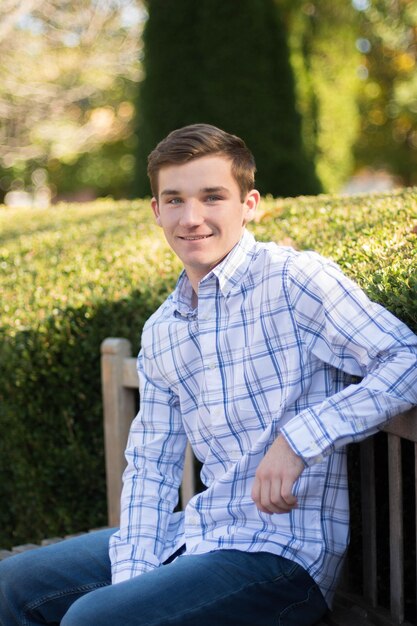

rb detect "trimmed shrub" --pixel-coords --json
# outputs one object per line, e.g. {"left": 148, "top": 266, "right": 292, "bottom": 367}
{"left": 0, "top": 200, "right": 181, "bottom": 547}
{"left": 0, "top": 188, "right": 416, "bottom": 547}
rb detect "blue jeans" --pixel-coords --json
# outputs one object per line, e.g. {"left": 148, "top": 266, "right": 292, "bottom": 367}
{"left": 0, "top": 528, "right": 327, "bottom": 625}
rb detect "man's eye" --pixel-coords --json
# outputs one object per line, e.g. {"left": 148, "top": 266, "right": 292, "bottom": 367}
{"left": 168, "top": 198, "right": 182, "bottom": 204}
{"left": 206, "top": 195, "right": 222, "bottom": 202}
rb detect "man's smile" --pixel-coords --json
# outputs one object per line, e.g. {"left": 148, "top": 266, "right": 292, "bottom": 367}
{"left": 179, "top": 234, "right": 213, "bottom": 240}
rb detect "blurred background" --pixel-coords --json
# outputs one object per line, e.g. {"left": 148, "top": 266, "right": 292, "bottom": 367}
{"left": 0, "top": 0, "right": 416, "bottom": 206}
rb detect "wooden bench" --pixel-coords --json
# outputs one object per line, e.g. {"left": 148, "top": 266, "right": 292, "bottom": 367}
{"left": 101, "top": 337, "right": 417, "bottom": 626}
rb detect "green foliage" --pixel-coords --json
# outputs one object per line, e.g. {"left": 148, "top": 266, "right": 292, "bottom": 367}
{"left": 0, "top": 188, "right": 416, "bottom": 547}
{"left": 47, "top": 138, "right": 138, "bottom": 200}
{"left": 286, "top": 1, "right": 362, "bottom": 192}
{"left": 0, "top": 200, "right": 181, "bottom": 548}
{"left": 134, "top": 0, "right": 321, "bottom": 198}
{"left": 354, "top": 0, "right": 417, "bottom": 185}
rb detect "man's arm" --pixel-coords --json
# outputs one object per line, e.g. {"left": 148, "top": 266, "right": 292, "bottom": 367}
{"left": 109, "top": 350, "right": 187, "bottom": 584}
{"left": 253, "top": 252, "right": 417, "bottom": 514}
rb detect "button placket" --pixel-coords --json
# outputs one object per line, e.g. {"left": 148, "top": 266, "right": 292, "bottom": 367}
{"left": 198, "top": 278, "right": 227, "bottom": 424}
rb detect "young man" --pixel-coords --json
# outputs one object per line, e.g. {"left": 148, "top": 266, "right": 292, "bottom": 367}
{"left": 1, "top": 124, "right": 417, "bottom": 626}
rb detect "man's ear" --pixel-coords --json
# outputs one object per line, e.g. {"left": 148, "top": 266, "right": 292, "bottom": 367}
{"left": 242, "top": 189, "right": 260, "bottom": 226}
{"left": 151, "top": 197, "right": 162, "bottom": 226}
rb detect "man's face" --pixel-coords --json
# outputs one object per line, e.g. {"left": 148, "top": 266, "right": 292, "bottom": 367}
{"left": 151, "top": 155, "right": 259, "bottom": 286}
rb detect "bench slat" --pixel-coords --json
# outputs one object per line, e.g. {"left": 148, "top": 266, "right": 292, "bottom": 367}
{"left": 383, "top": 408, "right": 417, "bottom": 443}
{"left": 388, "top": 433, "right": 404, "bottom": 624}
{"left": 360, "top": 437, "right": 378, "bottom": 607}
{"left": 101, "top": 338, "right": 136, "bottom": 528}
{"left": 415, "top": 442, "right": 417, "bottom": 626}
{"left": 122, "top": 357, "right": 139, "bottom": 388}
{"left": 182, "top": 444, "right": 196, "bottom": 507}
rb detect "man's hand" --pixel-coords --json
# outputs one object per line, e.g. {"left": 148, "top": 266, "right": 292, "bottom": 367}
{"left": 251, "top": 435, "right": 305, "bottom": 514}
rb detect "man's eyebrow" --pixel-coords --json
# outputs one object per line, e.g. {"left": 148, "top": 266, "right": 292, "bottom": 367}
{"left": 201, "top": 186, "right": 229, "bottom": 193}
{"left": 160, "top": 186, "right": 230, "bottom": 197}
{"left": 160, "top": 189, "right": 180, "bottom": 197}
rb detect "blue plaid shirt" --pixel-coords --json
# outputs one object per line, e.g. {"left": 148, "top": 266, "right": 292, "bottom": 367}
{"left": 110, "top": 230, "right": 417, "bottom": 606}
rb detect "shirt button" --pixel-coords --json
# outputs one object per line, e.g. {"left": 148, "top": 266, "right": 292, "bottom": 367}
{"left": 212, "top": 407, "right": 222, "bottom": 417}
{"left": 313, "top": 454, "right": 324, "bottom": 464}
{"left": 229, "top": 449, "right": 241, "bottom": 461}
{"left": 208, "top": 362, "right": 217, "bottom": 370}
{"left": 188, "top": 515, "right": 199, "bottom": 525}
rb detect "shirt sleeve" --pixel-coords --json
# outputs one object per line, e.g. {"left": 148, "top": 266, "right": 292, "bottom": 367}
{"left": 109, "top": 347, "right": 187, "bottom": 584}
{"left": 280, "top": 252, "right": 417, "bottom": 466}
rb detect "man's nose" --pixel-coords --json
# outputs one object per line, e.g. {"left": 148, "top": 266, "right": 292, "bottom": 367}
{"left": 179, "top": 200, "right": 204, "bottom": 226}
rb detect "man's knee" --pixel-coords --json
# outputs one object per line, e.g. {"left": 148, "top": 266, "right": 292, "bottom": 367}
{"left": 0, "top": 554, "right": 31, "bottom": 619}
{"left": 0, "top": 548, "right": 51, "bottom": 595}
{"left": 0, "top": 554, "right": 24, "bottom": 594}
{"left": 61, "top": 589, "right": 110, "bottom": 626}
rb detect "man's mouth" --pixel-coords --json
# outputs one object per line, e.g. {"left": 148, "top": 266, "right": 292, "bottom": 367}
{"left": 179, "top": 235, "right": 212, "bottom": 240}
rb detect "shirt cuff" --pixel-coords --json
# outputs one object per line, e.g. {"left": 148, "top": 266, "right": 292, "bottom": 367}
{"left": 280, "top": 407, "right": 335, "bottom": 467}
{"left": 110, "top": 539, "right": 161, "bottom": 585}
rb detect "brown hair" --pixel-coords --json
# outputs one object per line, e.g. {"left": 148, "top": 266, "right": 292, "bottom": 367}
{"left": 147, "top": 123, "right": 256, "bottom": 201}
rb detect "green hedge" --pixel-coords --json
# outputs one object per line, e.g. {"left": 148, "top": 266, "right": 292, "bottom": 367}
{"left": 0, "top": 189, "right": 416, "bottom": 548}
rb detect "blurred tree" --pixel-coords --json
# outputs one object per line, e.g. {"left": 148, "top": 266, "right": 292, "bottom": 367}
{"left": 0, "top": 0, "right": 144, "bottom": 201}
{"left": 284, "top": 0, "right": 362, "bottom": 192}
{"left": 4, "top": 0, "right": 409, "bottom": 201}
{"left": 353, "top": 0, "right": 417, "bottom": 186}
{"left": 134, "top": 0, "right": 321, "bottom": 198}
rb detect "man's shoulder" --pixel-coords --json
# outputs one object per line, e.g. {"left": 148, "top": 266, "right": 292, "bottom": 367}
{"left": 251, "top": 240, "right": 327, "bottom": 274}
{"left": 252, "top": 239, "right": 294, "bottom": 265}
{"left": 249, "top": 242, "right": 346, "bottom": 295}
{"left": 142, "top": 292, "right": 175, "bottom": 331}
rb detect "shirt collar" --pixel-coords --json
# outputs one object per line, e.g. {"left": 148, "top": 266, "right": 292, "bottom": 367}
{"left": 172, "top": 229, "right": 257, "bottom": 316}
{"left": 169, "top": 270, "right": 194, "bottom": 319}
{"left": 209, "top": 229, "right": 257, "bottom": 296}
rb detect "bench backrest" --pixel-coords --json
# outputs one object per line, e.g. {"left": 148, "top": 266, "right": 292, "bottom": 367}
{"left": 101, "top": 337, "right": 417, "bottom": 625}
{"left": 352, "top": 411, "right": 417, "bottom": 625}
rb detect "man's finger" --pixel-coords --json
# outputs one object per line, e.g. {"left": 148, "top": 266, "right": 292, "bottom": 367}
{"left": 260, "top": 478, "right": 275, "bottom": 513}
{"left": 251, "top": 477, "right": 270, "bottom": 513}
{"left": 281, "top": 477, "right": 298, "bottom": 508}
{"left": 270, "top": 479, "right": 292, "bottom": 512}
